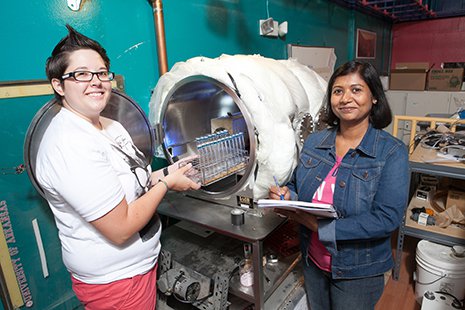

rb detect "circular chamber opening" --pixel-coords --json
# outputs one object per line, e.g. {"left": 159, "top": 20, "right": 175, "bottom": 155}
{"left": 157, "top": 75, "right": 256, "bottom": 199}
{"left": 24, "top": 89, "right": 155, "bottom": 198}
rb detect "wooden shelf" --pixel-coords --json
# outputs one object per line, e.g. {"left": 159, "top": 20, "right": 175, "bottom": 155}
{"left": 409, "top": 146, "right": 465, "bottom": 180}
{"left": 410, "top": 146, "right": 465, "bottom": 170}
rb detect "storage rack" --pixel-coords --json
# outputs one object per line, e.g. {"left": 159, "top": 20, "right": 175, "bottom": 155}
{"left": 156, "top": 192, "right": 300, "bottom": 309}
{"left": 392, "top": 116, "right": 465, "bottom": 280}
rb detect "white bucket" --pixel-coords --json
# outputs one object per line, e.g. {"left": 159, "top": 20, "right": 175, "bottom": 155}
{"left": 414, "top": 240, "right": 465, "bottom": 304}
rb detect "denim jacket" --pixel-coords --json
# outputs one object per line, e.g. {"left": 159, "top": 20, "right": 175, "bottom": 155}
{"left": 288, "top": 124, "right": 409, "bottom": 279}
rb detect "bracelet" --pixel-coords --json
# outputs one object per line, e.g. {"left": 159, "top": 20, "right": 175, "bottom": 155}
{"left": 158, "top": 179, "right": 170, "bottom": 191}
{"left": 163, "top": 167, "right": 169, "bottom": 176}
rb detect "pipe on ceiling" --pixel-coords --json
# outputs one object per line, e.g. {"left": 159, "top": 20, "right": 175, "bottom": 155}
{"left": 151, "top": 0, "right": 168, "bottom": 76}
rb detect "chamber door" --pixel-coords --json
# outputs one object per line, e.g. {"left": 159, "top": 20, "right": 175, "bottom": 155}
{"left": 156, "top": 75, "right": 256, "bottom": 199}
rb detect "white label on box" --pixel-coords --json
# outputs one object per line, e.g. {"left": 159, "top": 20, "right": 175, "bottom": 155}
{"left": 417, "top": 212, "right": 429, "bottom": 226}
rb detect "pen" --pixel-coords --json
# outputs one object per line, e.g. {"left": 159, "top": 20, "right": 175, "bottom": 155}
{"left": 273, "top": 175, "right": 284, "bottom": 200}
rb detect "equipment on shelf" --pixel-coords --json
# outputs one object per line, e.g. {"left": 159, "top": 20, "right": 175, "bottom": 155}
{"left": 392, "top": 116, "right": 465, "bottom": 281}
{"left": 157, "top": 250, "right": 230, "bottom": 310}
{"left": 410, "top": 211, "right": 436, "bottom": 226}
{"left": 439, "top": 145, "right": 465, "bottom": 159}
{"left": 417, "top": 130, "right": 465, "bottom": 161}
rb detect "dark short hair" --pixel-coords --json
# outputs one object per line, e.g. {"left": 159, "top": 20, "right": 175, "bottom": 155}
{"left": 45, "top": 24, "right": 110, "bottom": 101}
{"left": 322, "top": 61, "right": 392, "bottom": 129}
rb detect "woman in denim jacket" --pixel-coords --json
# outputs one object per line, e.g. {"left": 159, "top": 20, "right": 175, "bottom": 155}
{"left": 269, "top": 61, "right": 409, "bottom": 309}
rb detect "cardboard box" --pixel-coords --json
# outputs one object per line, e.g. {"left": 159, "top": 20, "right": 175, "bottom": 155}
{"left": 390, "top": 70, "right": 428, "bottom": 90}
{"left": 395, "top": 62, "right": 430, "bottom": 70}
{"left": 287, "top": 45, "right": 337, "bottom": 81}
{"left": 427, "top": 68, "right": 464, "bottom": 91}
{"left": 446, "top": 189, "right": 465, "bottom": 212}
{"left": 389, "top": 63, "right": 429, "bottom": 91}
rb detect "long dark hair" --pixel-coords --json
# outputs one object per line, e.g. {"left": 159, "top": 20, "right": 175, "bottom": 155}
{"left": 322, "top": 61, "right": 392, "bottom": 129}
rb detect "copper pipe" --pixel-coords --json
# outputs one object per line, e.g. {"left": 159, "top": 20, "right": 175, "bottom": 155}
{"left": 151, "top": 0, "right": 168, "bottom": 76}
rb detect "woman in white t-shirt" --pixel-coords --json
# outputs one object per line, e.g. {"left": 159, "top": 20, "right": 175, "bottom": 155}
{"left": 36, "top": 24, "right": 200, "bottom": 310}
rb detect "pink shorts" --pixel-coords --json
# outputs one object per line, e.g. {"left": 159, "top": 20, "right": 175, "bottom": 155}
{"left": 71, "top": 265, "right": 157, "bottom": 310}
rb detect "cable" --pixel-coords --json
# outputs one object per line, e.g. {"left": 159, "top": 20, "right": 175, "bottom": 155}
{"left": 420, "top": 133, "right": 447, "bottom": 149}
{"left": 448, "top": 117, "right": 465, "bottom": 131}
{"left": 266, "top": 0, "right": 270, "bottom": 18}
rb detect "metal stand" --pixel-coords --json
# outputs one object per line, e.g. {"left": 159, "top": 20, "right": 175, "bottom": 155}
{"left": 194, "top": 273, "right": 230, "bottom": 310}
{"left": 393, "top": 146, "right": 465, "bottom": 280}
{"left": 157, "top": 249, "right": 230, "bottom": 310}
{"left": 156, "top": 192, "right": 293, "bottom": 309}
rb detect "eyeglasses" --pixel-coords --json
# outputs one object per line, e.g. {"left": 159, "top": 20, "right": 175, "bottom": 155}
{"left": 131, "top": 165, "right": 152, "bottom": 194}
{"left": 61, "top": 70, "right": 115, "bottom": 82}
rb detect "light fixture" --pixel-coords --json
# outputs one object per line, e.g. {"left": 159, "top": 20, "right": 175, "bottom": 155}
{"left": 278, "top": 21, "right": 288, "bottom": 37}
{"left": 259, "top": 18, "right": 274, "bottom": 36}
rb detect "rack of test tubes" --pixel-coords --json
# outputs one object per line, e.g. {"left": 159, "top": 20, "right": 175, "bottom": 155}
{"left": 192, "top": 130, "right": 248, "bottom": 186}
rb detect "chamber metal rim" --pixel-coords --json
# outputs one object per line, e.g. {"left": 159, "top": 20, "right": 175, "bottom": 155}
{"left": 23, "top": 100, "right": 59, "bottom": 198}
{"left": 155, "top": 75, "right": 257, "bottom": 199}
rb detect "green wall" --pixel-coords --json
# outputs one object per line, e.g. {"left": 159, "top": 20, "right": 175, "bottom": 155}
{"left": 0, "top": 1, "right": 391, "bottom": 309}
{"left": 1, "top": 0, "right": 391, "bottom": 109}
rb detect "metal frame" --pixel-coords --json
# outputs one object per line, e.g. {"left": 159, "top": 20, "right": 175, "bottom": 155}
{"left": 328, "top": 0, "right": 438, "bottom": 22}
{"left": 156, "top": 192, "right": 294, "bottom": 309}
{"left": 152, "top": 75, "right": 258, "bottom": 201}
{"left": 157, "top": 249, "right": 230, "bottom": 310}
{"left": 392, "top": 115, "right": 465, "bottom": 280}
{"left": 23, "top": 88, "right": 153, "bottom": 198}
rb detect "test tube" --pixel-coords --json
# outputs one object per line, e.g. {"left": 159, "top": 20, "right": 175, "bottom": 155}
{"left": 211, "top": 140, "right": 219, "bottom": 179}
{"left": 228, "top": 134, "right": 234, "bottom": 167}
{"left": 219, "top": 137, "right": 227, "bottom": 174}
{"left": 197, "top": 143, "right": 206, "bottom": 184}
{"left": 194, "top": 130, "right": 249, "bottom": 185}
{"left": 233, "top": 133, "right": 240, "bottom": 166}
{"left": 201, "top": 140, "right": 208, "bottom": 182}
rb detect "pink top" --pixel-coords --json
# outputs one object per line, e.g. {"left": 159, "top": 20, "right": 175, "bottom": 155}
{"left": 307, "top": 156, "right": 342, "bottom": 272}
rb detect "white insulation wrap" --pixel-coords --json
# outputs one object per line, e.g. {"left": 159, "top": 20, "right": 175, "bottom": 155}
{"left": 149, "top": 54, "right": 328, "bottom": 199}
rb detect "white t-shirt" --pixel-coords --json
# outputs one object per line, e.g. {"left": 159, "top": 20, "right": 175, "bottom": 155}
{"left": 36, "top": 107, "right": 161, "bottom": 284}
